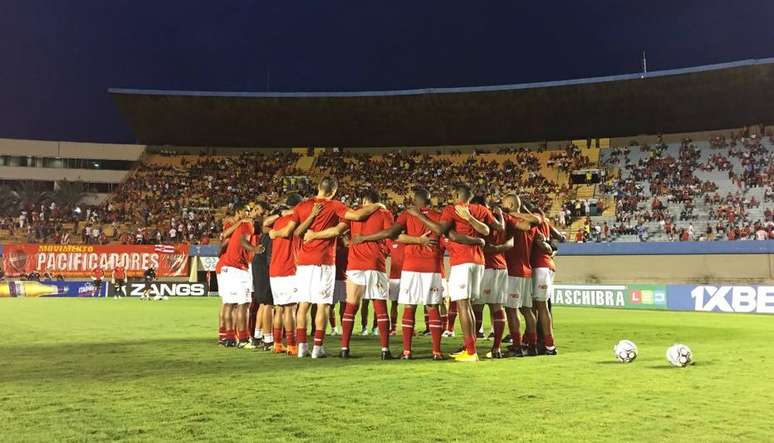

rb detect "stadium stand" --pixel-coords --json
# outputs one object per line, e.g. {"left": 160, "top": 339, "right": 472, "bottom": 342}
{"left": 1, "top": 127, "right": 772, "bottom": 245}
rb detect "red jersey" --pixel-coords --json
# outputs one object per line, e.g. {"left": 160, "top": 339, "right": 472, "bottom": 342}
{"left": 292, "top": 198, "right": 348, "bottom": 266}
{"left": 505, "top": 215, "right": 535, "bottom": 277}
{"left": 93, "top": 268, "right": 104, "bottom": 279}
{"left": 483, "top": 227, "right": 507, "bottom": 270}
{"left": 440, "top": 203, "right": 495, "bottom": 266}
{"left": 348, "top": 208, "right": 394, "bottom": 272}
{"left": 270, "top": 215, "right": 297, "bottom": 277}
{"left": 530, "top": 220, "right": 556, "bottom": 271}
{"left": 396, "top": 208, "right": 444, "bottom": 273}
{"left": 335, "top": 240, "right": 348, "bottom": 281}
{"left": 113, "top": 266, "right": 126, "bottom": 279}
{"left": 387, "top": 240, "right": 404, "bottom": 279}
{"left": 216, "top": 222, "right": 254, "bottom": 272}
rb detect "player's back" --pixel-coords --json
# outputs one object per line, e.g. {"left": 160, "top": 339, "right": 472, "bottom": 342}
{"left": 219, "top": 222, "right": 254, "bottom": 270}
{"left": 530, "top": 220, "right": 556, "bottom": 271}
{"left": 397, "top": 208, "right": 443, "bottom": 272}
{"left": 348, "top": 208, "right": 394, "bottom": 272}
{"left": 483, "top": 227, "right": 507, "bottom": 269}
{"left": 270, "top": 215, "right": 297, "bottom": 277}
{"left": 506, "top": 217, "right": 535, "bottom": 277}
{"left": 441, "top": 203, "right": 492, "bottom": 265}
{"left": 294, "top": 198, "right": 347, "bottom": 266}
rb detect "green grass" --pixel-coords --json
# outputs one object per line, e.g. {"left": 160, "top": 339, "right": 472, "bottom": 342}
{"left": 1, "top": 298, "right": 773, "bottom": 442}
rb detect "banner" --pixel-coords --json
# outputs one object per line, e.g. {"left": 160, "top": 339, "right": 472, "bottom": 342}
{"left": 2, "top": 244, "right": 189, "bottom": 278}
{"left": 198, "top": 257, "right": 218, "bottom": 271}
{"left": 667, "top": 285, "right": 774, "bottom": 314}
{"left": 128, "top": 282, "right": 207, "bottom": 297}
{"left": 553, "top": 283, "right": 668, "bottom": 309}
{"left": 0, "top": 280, "right": 106, "bottom": 298}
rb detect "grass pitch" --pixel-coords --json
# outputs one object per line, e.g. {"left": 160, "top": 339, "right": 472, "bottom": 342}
{"left": 1, "top": 298, "right": 773, "bottom": 442}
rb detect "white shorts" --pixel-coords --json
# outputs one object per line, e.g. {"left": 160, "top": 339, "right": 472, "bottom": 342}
{"left": 388, "top": 279, "right": 400, "bottom": 301}
{"left": 505, "top": 276, "right": 532, "bottom": 309}
{"left": 296, "top": 265, "right": 335, "bottom": 304}
{"left": 270, "top": 275, "right": 297, "bottom": 306}
{"left": 448, "top": 263, "right": 485, "bottom": 302}
{"left": 532, "top": 268, "right": 555, "bottom": 302}
{"left": 346, "top": 270, "right": 389, "bottom": 300}
{"left": 333, "top": 280, "right": 346, "bottom": 303}
{"left": 398, "top": 271, "right": 444, "bottom": 305}
{"left": 441, "top": 278, "right": 449, "bottom": 300}
{"left": 217, "top": 266, "right": 252, "bottom": 305}
{"left": 479, "top": 268, "right": 508, "bottom": 305}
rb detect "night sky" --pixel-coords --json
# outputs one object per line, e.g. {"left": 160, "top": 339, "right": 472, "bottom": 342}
{"left": 2, "top": 1, "right": 773, "bottom": 143}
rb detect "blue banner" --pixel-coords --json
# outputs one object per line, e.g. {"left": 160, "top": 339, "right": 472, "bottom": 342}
{"left": 667, "top": 284, "right": 774, "bottom": 314}
{"left": 0, "top": 280, "right": 107, "bottom": 298}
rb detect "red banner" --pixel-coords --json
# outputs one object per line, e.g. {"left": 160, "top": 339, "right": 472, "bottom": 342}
{"left": 2, "top": 244, "right": 189, "bottom": 278}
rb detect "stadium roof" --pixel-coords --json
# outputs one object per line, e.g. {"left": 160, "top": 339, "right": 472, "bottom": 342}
{"left": 109, "top": 58, "right": 774, "bottom": 147}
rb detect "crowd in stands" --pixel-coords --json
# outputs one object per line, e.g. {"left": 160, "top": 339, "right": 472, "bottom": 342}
{"left": 2, "top": 130, "right": 773, "bottom": 245}
{"left": 599, "top": 128, "right": 774, "bottom": 242}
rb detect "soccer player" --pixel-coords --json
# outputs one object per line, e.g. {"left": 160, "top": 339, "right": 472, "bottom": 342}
{"left": 527, "top": 204, "right": 559, "bottom": 355}
{"left": 500, "top": 194, "right": 542, "bottom": 357}
{"left": 331, "top": 234, "right": 350, "bottom": 336}
{"left": 401, "top": 183, "right": 503, "bottom": 362}
{"left": 215, "top": 204, "right": 265, "bottom": 348}
{"left": 111, "top": 264, "right": 127, "bottom": 299}
{"left": 251, "top": 214, "right": 274, "bottom": 350}
{"left": 92, "top": 267, "right": 105, "bottom": 298}
{"left": 269, "top": 177, "right": 384, "bottom": 359}
{"left": 142, "top": 265, "right": 157, "bottom": 301}
{"left": 354, "top": 187, "right": 445, "bottom": 359}
{"left": 472, "top": 199, "right": 511, "bottom": 359}
{"left": 312, "top": 189, "right": 395, "bottom": 359}
{"left": 386, "top": 239, "right": 403, "bottom": 336}
{"left": 266, "top": 193, "right": 305, "bottom": 355}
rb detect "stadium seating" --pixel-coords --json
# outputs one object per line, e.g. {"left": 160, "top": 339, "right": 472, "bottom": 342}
{"left": 2, "top": 129, "right": 772, "bottom": 245}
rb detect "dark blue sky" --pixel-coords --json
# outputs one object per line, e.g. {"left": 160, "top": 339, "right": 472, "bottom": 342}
{"left": 2, "top": 1, "right": 773, "bottom": 143}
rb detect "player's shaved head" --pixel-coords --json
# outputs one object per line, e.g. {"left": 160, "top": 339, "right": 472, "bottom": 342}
{"left": 413, "top": 187, "right": 431, "bottom": 207}
{"left": 361, "top": 188, "right": 381, "bottom": 204}
{"left": 318, "top": 176, "right": 338, "bottom": 197}
{"left": 502, "top": 193, "right": 521, "bottom": 212}
{"left": 453, "top": 182, "right": 473, "bottom": 203}
{"left": 286, "top": 193, "right": 303, "bottom": 207}
{"left": 470, "top": 195, "right": 486, "bottom": 206}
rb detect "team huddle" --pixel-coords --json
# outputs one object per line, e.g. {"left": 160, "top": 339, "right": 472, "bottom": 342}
{"left": 215, "top": 176, "right": 560, "bottom": 362}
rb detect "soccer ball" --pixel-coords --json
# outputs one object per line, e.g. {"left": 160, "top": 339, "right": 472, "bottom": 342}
{"left": 666, "top": 344, "right": 694, "bottom": 367}
{"left": 613, "top": 339, "right": 638, "bottom": 363}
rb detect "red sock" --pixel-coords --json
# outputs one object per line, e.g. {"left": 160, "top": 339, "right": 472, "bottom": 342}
{"left": 473, "top": 307, "right": 483, "bottom": 334}
{"left": 226, "top": 329, "right": 236, "bottom": 340}
{"left": 428, "top": 307, "right": 443, "bottom": 354}
{"left": 313, "top": 329, "right": 325, "bottom": 346}
{"left": 441, "top": 314, "right": 448, "bottom": 331}
{"left": 506, "top": 309, "right": 520, "bottom": 346}
{"left": 527, "top": 332, "right": 538, "bottom": 346}
{"left": 340, "top": 302, "right": 358, "bottom": 350}
{"left": 328, "top": 308, "right": 337, "bottom": 328}
{"left": 543, "top": 334, "right": 555, "bottom": 348}
{"left": 296, "top": 327, "right": 307, "bottom": 345}
{"left": 463, "top": 334, "right": 477, "bottom": 355}
{"left": 401, "top": 306, "right": 416, "bottom": 354}
{"left": 218, "top": 325, "right": 226, "bottom": 341}
{"left": 372, "top": 299, "right": 390, "bottom": 348}
{"left": 492, "top": 309, "right": 506, "bottom": 349}
{"left": 390, "top": 303, "right": 398, "bottom": 332}
{"left": 447, "top": 302, "right": 458, "bottom": 333}
{"left": 423, "top": 311, "right": 430, "bottom": 331}
{"left": 273, "top": 327, "right": 283, "bottom": 345}
{"left": 237, "top": 329, "right": 250, "bottom": 341}
{"left": 285, "top": 327, "right": 296, "bottom": 346}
